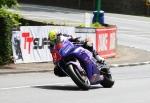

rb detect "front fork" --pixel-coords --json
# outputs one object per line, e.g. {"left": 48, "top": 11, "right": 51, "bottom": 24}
{"left": 73, "top": 60, "right": 104, "bottom": 85}
{"left": 66, "top": 60, "right": 105, "bottom": 85}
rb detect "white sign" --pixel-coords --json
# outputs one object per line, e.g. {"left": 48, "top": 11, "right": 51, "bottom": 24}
{"left": 96, "top": 27, "right": 117, "bottom": 58}
{"left": 12, "top": 26, "right": 75, "bottom": 64}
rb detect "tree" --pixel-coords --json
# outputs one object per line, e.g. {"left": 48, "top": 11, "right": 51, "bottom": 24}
{"left": 0, "top": 0, "right": 18, "bottom": 8}
{"left": 0, "top": 0, "right": 19, "bottom": 64}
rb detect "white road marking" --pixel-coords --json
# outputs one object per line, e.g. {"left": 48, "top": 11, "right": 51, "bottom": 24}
{"left": 0, "top": 82, "right": 73, "bottom": 90}
{"left": 0, "top": 86, "right": 31, "bottom": 90}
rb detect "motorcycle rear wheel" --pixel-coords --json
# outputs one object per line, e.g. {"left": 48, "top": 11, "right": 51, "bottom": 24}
{"left": 67, "top": 64, "right": 90, "bottom": 90}
{"left": 100, "top": 68, "right": 114, "bottom": 88}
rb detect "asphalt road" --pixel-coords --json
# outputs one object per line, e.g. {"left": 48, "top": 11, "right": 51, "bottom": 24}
{"left": 105, "top": 14, "right": 150, "bottom": 51}
{"left": 0, "top": 64, "right": 150, "bottom": 103}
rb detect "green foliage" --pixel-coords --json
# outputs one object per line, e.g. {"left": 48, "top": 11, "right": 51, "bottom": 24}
{"left": 91, "top": 22, "right": 104, "bottom": 28}
{"left": 78, "top": 23, "right": 86, "bottom": 27}
{"left": 0, "top": 0, "right": 18, "bottom": 8}
{"left": 78, "top": 22, "right": 104, "bottom": 28}
{"left": 0, "top": 9, "right": 20, "bottom": 26}
{"left": 0, "top": 9, "right": 20, "bottom": 65}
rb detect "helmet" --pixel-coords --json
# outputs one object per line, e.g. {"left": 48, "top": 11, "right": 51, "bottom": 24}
{"left": 49, "top": 30, "right": 57, "bottom": 41}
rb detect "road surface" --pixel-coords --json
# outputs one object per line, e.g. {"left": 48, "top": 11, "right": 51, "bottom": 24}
{"left": 0, "top": 64, "right": 150, "bottom": 103}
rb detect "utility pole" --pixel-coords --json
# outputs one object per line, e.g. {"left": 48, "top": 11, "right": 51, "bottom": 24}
{"left": 96, "top": 0, "right": 101, "bottom": 11}
{"left": 95, "top": 0, "right": 101, "bottom": 22}
{"left": 93, "top": 0, "right": 104, "bottom": 24}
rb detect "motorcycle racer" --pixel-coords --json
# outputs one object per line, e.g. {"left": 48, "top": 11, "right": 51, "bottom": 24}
{"left": 48, "top": 30, "right": 105, "bottom": 77}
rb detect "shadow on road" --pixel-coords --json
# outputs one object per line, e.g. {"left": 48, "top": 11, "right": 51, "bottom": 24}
{"left": 34, "top": 85, "right": 102, "bottom": 91}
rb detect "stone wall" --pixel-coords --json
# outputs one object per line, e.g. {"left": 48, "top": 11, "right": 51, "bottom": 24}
{"left": 102, "top": 0, "right": 146, "bottom": 15}
{"left": 19, "top": 0, "right": 148, "bottom": 15}
{"left": 19, "top": 0, "right": 95, "bottom": 9}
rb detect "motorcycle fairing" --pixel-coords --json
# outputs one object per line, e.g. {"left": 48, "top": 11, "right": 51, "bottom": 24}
{"left": 70, "top": 47, "right": 100, "bottom": 82}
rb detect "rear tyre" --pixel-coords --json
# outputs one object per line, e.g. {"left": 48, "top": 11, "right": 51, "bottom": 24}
{"left": 100, "top": 76, "right": 114, "bottom": 88}
{"left": 100, "top": 67, "right": 114, "bottom": 88}
{"left": 67, "top": 64, "right": 90, "bottom": 90}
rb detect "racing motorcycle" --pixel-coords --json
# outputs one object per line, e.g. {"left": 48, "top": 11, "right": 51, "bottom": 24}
{"left": 51, "top": 38, "right": 114, "bottom": 90}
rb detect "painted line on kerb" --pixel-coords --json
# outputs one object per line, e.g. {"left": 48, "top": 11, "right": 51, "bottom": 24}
{"left": 110, "top": 61, "right": 150, "bottom": 68}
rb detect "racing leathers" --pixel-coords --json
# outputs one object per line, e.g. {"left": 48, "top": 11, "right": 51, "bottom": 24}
{"left": 50, "top": 33, "right": 104, "bottom": 77}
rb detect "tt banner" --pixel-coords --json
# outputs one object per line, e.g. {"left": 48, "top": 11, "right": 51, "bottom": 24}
{"left": 12, "top": 26, "right": 75, "bottom": 64}
{"left": 96, "top": 26, "right": 117, "bottom": 58}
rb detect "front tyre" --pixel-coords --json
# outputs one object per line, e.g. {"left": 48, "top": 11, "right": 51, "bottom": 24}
{"left": 67, "top": 64, "right": 90, "bottom": 90}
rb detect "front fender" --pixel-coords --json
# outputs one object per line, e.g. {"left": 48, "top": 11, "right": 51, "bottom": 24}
{"left": 66, "top": 61, "right": 83, "bottom": 72}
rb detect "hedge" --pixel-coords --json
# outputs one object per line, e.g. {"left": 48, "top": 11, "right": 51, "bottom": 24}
{"left": 0, "top": 9, "right": 20, "bottom": 65}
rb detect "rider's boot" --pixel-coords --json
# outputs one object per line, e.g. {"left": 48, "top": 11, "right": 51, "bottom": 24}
{"left": 93, "top": 50, "right": 111, "bottom": 76}
{"left": 93, "top": 50, "right": 104, "bottom": 64}
{"left": 83, "top": 41, "right": 104, "bottom": 63}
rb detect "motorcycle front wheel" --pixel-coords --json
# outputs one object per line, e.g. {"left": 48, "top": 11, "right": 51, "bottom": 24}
{"left": 67, "top": 64, "right": 90, "bottom": 90}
